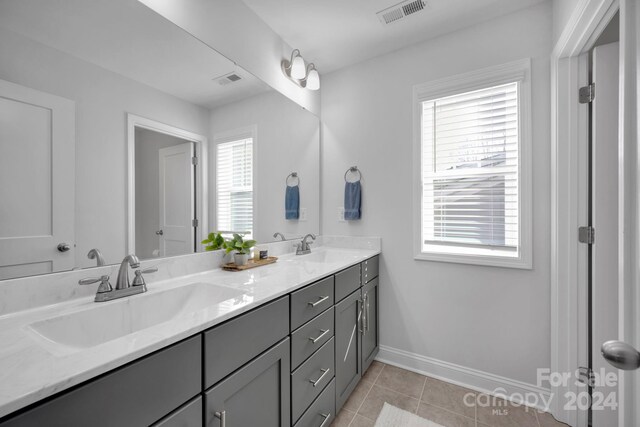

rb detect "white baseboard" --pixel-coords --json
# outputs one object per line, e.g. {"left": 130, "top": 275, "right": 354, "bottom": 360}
{"left": 376, "top": 345, "right": 552, "bottom": 412}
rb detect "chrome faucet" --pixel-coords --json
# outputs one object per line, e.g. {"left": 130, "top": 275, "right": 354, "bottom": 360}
{"left": 116, "top": 254, "right": 140, "bottom": 290}
{"left": 87, "top": 248, "right": 105, "bottom": 266}
{"left": 296, "top": 234, "right": 316, "bottom": 255}
{"left": 79, "top": 254, "right": 157, "bottom": 302}
{"left": 273, "top": 232, "right": 286, "bottom": 241}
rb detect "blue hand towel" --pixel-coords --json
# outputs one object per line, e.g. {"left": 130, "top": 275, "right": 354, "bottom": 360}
{"left": 344, "top": 181, "right": 361, "bottom": 220}
{"left": 285, "top": 185, "right": 300, "bottom": 220}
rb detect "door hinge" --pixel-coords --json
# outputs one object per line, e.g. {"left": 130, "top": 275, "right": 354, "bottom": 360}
{"left": 579, "top": 83, "right": 595, "bottom": 104}
{"left": 192, "top": 219, "right": 198, "bottom": 228}
{"left": 578, "top": 226, "right": 595, "bottom": 244}
{"left": 577, "top": 366, "right": 595, "bottom": 387}
{"left": 192, "top": 156, "right": 198, "bottom": 165}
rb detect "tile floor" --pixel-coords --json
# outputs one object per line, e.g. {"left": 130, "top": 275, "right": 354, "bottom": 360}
{"left": 331, "top": 361, "right": 569, "bottom": 427}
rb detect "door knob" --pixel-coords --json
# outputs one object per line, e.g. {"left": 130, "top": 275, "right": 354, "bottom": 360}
{"left": 601, "top": 340, "right": 640, "bottom": 370}
{"left": 155, "top": 230, "right": 164, "bottom": 236}
{"left": 57, "top": 243, "right": 71, "bottom": 252}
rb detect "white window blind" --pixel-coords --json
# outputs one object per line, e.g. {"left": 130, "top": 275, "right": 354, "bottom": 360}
{"left": 216, "top": 138, "right": 253, "bottom": 238}
{"left": 421, "top": 82, "right": 519, "bottom": 253}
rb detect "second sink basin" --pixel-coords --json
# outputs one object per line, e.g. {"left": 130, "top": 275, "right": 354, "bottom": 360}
{"left": 27, "top": 282, "right": 244, "bottom": 352}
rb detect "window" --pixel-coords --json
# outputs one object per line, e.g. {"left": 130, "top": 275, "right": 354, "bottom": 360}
{"left": 414, "top": 60, "right": 532, "bottom": 268}
{"left": 216, "top": 137, "right": 253, "bottom": 238}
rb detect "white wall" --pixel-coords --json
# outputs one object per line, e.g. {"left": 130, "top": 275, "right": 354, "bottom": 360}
{"left": 553, "top": 0, "right": 586, "bottom": 46}
{"left": 321, "top": 2, "right": 552, "bottom": 385}
{"left": 210, "top": 90, "right": 320, "bottom": 243}
{"left": 135, "top": 129, "right": 190, "bottom": 259}
{"left": 139, "top": 0, "right": 321, "bottom": 116}
{"left": 0, "top": 28, "right": 210, "bottom": 268}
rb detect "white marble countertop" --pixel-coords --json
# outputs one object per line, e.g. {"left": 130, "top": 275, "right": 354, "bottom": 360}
{"left": 0, "top": 243, "right": 380, "bottom": 419}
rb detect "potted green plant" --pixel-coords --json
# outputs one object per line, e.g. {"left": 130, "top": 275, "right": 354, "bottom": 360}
{"left": 201, "top": 232, "right": 225, "bottom": 251}
{"left": 224, "top": 234, "right": 256, "bottom": 266}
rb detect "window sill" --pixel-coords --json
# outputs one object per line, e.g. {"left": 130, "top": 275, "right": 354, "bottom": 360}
{"left": 414, "top": 248, "right": 532, "bottom": 270}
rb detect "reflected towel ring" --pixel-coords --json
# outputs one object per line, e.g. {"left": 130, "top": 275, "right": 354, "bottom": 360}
{"left": 286, "top": 172, "right": 300, "bottom": 186}
{"left": 344, "top": 166, "right": 361, "bottom": 183}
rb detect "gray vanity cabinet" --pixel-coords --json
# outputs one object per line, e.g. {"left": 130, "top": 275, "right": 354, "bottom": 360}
{"left": 334, "top": 289, "right": 363, "bottom": 412}
{"left": 361, "top": 277, "right": 379, "bottom": 372}
{"left": 205, "top": 338, "right": 291, "bottom": 427}
{"left": 152, "top": 396, "right": 203, "bottom": 427}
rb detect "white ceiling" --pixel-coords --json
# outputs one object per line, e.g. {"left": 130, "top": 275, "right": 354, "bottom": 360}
{"left": 242, "top": 0, "right": 547, "bottom": 73}
{"left": 0, "top": 0, "right": 270, "bottom": 109}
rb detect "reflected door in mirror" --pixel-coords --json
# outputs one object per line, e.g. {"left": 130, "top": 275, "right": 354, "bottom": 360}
{"left": 0, "top": 79, "right": 75, "bottom": 280}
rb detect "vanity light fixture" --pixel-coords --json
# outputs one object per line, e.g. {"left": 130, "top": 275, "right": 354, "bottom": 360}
{"left": 301, "top": 63, "right": 320, "bottom": 91}
{"left": 282, "top": 49, "right": 320, "bottom": 90}
{"left": 282, "top": 49, "right": 306, "bottom": 80}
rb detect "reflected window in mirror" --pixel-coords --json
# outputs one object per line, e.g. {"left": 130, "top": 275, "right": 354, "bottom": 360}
{"left": 216, "top": 136, "right": 254, "bottom": 239}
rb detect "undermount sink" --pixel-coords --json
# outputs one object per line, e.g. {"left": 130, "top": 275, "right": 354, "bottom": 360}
{"left": 27, "top": 282, "right": 244, "bottom": 352}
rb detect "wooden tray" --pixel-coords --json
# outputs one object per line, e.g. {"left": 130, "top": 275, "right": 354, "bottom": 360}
{"left": 222, "top": 256, "right": 278, "bottom": 271}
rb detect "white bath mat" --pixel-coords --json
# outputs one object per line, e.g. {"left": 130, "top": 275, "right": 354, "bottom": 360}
{"left": 374, "top": 403, "right": 445, "bottom": 427}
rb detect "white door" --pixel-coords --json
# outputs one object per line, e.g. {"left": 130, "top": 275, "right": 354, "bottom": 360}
{"left": 0, "top": 79, "right": 75, "bottom": 280}
{"left": 158, "top": 142, "right": 194, "bottom": 257}
{"left": 591, "top": 41, "right": 619, "bottom": 427}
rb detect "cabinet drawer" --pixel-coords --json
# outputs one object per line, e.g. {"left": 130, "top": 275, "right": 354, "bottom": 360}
{"left": 335, "top": 264, "right": 361, "bottom": 302}
{"left": 291, "top": 338, "right": 335, "bottom": 423}
{"left": 1, "top": 336, "right": 201, "bottom": 427}
{"left": 291, "top": 277, "right": 334, "bottom": 330}
{"left": 204, "top": 296, "right": 289, "bottom": 388}
{"left": 152, "top": 396, "right": 202, "bottom": 427}
{"left": 362, "top": 256, "right": 379, "bottom": 284}
{"left": 291, "top": 307, "right": 334, "bottom": 369}
{"left": 293, "top": 379, "right": 335, "bottom": 427}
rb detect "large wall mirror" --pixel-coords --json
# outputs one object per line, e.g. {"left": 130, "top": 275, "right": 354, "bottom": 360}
{"left": 0, "top": 0, "right": 320, "bottom": 280}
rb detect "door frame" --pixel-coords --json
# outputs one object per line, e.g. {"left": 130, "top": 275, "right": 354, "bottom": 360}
{"left": 126, "top": 114, "right": 208, "bottom": 255}
{"left": 550, "top": 0, "right": 619, "bottom": 425}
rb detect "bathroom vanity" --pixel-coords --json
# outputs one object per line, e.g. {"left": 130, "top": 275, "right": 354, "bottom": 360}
{"left": 0, "top": 247, "right": 380, "bottom": 427}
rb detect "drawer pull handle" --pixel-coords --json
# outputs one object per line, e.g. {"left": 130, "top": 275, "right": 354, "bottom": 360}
{"left": 319, "top": 412, "right": 332, "bottom": 427}
{"left": 309, "top": 329, "right": 330, "bottom": 343}
{"left": 308, "top": 295, "right": 329, "bottom": 307}
{"left": 309, "top": 368, "right": 331, "bottom": 387}
{"left": 215, "top": 410, "right": 226, "bottom": 427}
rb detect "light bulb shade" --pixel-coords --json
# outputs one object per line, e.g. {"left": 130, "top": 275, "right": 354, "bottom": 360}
{"left": 291, "top": 55, "right": 306, "bottom": 79}
{"left": 306, "top": 69, "right": 320, "bottom": 90}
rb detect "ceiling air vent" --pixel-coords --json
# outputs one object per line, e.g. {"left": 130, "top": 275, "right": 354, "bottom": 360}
{"left": 213, "top": 72, "right": 242, "bottom": 86}
{"left": 377, "top": 0, "right": 427, "bottom": 25}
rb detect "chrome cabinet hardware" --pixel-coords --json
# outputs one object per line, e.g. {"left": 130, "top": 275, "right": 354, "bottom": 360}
{"left": 155, "top": 230, "right": 164, "bottom": 236}
{"left": 57, "top": 243, "right": 71, "bottom": 252}
{"left": 309, "top": 329, "right": 330, "bottom": 344}
{"left": 602, "top": 340, "right": 640, "bottom": 370}
{"left": 309, "top": 368, "right": 330, "bottom": 387}
{"left": 214, "top": 410, "right": 226, "bottom": 427}
{"left": 366, "top": 293, "right": 370, "bottom": 332}
{"left": 358, "top": 299, "right": 364, "bottom": 334}
{"left": 78, "top": 275, "right": 112, "bottom": 294}
{"left": 319, "top": 413, "right": 331, "bottom": 427}
{"left": 308, "top": 295, "right": 329, "bottom": 307}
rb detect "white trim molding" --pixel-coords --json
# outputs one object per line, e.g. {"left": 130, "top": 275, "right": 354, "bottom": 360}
{"left": 126, "top": 114, "right": 209, "bottom": 255}
{"left": 377, "top": 346, "right": 552, "bottom": 412}
{"left": 412, "top": 59, "right": 533, "bottom": 269}
{"left": 550, "top": 1, "right": 618, "bottom": 426}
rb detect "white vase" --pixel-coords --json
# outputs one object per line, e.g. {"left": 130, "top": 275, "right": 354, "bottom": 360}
{"left": 234, "top": 253, "right": 249, "bottom": 266}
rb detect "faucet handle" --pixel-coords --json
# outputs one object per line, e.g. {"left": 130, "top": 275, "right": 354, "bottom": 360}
{"left": 78, "top": 275, "right": 112, "bottom": 294}
{"left": 132, "top": 267, "right": 158, "bottom": 287}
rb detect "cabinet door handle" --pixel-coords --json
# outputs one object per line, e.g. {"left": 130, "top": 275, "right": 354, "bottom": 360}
{"left": 366, "top": 293, "right": 370, "bottom": 332}
{"left": 215, "top": 410, "right": 226, "bottom": 427}
{"left": 309, "top": 329, "right": 330, "bottom": 343}
{"left": 308, "top": 295, "right": 329, "bottom": 307}
{"left": 309, "top": 368, "right": 330, "bottom": 387}
{"left": 358, "top": 299, "right": 364, "bottom": 334}
{"left": 319, "top": 413, "right": 332, "bottom": 427}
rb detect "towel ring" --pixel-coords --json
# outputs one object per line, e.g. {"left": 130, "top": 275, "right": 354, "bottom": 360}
{"left": 344, "top": 166, "right": 361, "bottom": 183}
{"left": 286, "top": 172, "right": 300, "bottom": 186}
